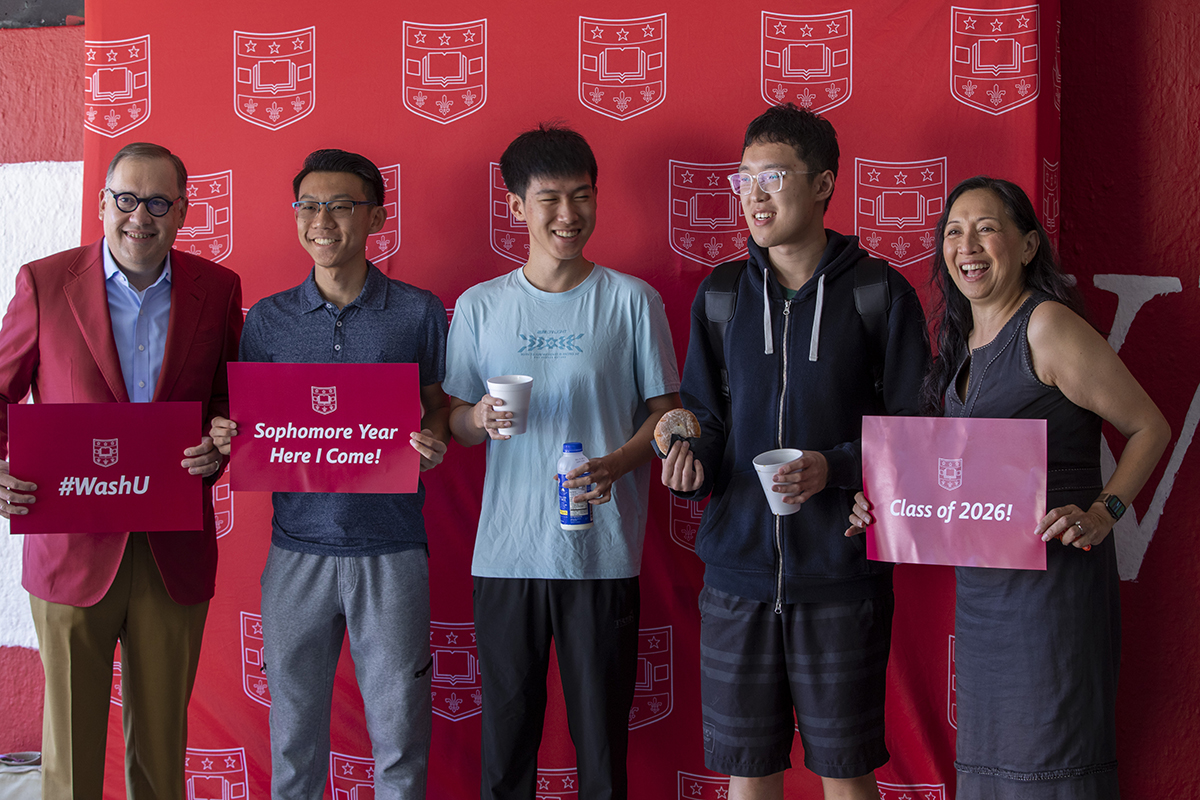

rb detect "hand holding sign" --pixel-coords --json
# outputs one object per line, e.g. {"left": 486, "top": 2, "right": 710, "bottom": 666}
{"left": 0, "top": 459, "right": 36, "bottom": 518}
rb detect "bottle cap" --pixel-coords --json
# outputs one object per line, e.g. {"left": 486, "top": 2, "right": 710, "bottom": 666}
{"left": 563, "top": 442, "right": 582, "bottom": 453}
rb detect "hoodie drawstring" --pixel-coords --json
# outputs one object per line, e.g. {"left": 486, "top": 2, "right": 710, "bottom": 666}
{"left": 762, "top": 272, "right": 774, "bottom": 355}
{"left": 808, "top": 275, "right": 825, "bottom": 361}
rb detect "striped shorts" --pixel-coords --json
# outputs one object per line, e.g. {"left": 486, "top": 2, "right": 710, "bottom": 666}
{"left": 698, "top": 585, "right": 893, "bottom": 779}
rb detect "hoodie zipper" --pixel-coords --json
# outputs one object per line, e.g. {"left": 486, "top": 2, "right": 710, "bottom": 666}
{"left": 774, "top": 298, "right": 791, "bottom": 614}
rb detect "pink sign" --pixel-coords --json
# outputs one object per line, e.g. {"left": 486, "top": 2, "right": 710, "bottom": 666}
{"left": 8, "top": 402, "right": 202, "bottom": 534}
{"left": 862, "top": 415, "right": 1047, "bottom": 570}
{"left": 228, "top": 362, "right": 421, "bottom": 493}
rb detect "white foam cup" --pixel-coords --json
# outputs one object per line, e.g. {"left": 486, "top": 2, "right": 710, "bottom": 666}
{"left": 752, "top": 448, "right": 804, "bottom": 516}
{"left": 485, "top": 375, "right": 534, "bottom": 435}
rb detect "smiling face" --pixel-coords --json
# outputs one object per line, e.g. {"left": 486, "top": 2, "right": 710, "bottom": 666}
{"left": 295, "top": 171, "right": 385, "bottom": 275}
{"left": 942, "top": 188, "right": 1039, "bottom": 306}
{"left": 507, "top": 173, "right": 596, "bottom": 269}
{"left": 738, "top": 140, "right": 833, "bottom": 252}
{"left": 99, "top": 156, "right": 187, "bottom": 278}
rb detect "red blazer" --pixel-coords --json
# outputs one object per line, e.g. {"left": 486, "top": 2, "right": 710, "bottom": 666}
{"left": 0, "top": 240, "right": 243, "bottom": 607}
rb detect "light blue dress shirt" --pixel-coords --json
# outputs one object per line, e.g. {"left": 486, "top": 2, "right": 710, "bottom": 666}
{"left": 102, "top": 237, "right": 172, "bottom": 403}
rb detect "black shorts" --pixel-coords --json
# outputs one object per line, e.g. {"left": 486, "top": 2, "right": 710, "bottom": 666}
{"left": 698, "top": 585, "right": 893, "bottom": 779}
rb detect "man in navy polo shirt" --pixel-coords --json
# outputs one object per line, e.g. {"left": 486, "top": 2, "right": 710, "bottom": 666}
{"left": 210, "top": 149, "right": 449, "bottom": 800}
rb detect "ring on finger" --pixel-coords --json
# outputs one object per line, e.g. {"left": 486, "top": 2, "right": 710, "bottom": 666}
{"left": 1073, "top": 520, "right": 1093, "bottom": 551}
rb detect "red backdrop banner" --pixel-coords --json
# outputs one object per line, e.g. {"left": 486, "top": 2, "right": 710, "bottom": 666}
{"left": 80, "top": 1, "right": 1076, "bottom": 797}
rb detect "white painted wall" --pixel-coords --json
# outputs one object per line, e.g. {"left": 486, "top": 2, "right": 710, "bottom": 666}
{"left": 0, "top": 160, "right": 83, "bottom": 649}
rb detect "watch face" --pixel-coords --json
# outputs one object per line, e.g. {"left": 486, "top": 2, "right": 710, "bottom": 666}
{"left": 1104, "top": 494, "right": 1126, "bottom": 521}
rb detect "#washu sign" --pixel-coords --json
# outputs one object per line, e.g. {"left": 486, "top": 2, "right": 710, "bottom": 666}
{"left": 229, "top": 362, "right": 421, "bottom": 493}
{"left": 8, "top": 402, "right": 202, "bottom": 534}
{"left": 862, "top": 415, "right": 1047, "bottom": 570}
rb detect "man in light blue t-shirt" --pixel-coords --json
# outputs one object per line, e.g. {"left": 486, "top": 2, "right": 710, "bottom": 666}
{"left": 444, "top": 125, "right": 680, "bottom": 800}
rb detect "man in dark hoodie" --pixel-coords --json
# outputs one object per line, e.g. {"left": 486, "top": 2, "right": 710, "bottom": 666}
{"left": 662, "top": 104, "right": 930, "bottom": 800}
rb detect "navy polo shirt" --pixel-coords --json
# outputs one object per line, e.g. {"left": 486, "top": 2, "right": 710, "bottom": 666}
{"left": 238, "top": 263, "right": 447, "bottom": 556}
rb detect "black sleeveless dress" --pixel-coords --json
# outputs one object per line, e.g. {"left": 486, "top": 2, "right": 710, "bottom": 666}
{"left": 944, "top": 293, "right": 1121, "bottom": 799}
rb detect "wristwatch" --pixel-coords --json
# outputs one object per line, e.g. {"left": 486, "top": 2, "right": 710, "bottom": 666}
{"left": 1095, "top": 492, "right": 1126, "bottom": 521}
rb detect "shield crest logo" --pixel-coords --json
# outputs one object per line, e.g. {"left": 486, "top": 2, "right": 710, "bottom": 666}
{"left": 330, "top": 752, "right": 374, "bottom": 800}
{"left": 85, "top": 35, "right": 151, "bottom": 138}
{"left": 855, "top": 157, "right": 947, "bottom": 268}
{"left": 402, "top": 19, "right": 487, "bottom": 124}
{"left": 1042, "top": 159, "right": 1060, "bottom": 250}
{"left": 240, "top": 611, "right": 271, "bottom": 708}
{"left": 677, "top": 771, "right": 730, "bottom": 800}
{"left": 629, "top": 626, "right": 672, "bottom": 729}
{"left": 186, "top": 747, "right": 248, "bottom": 800}
{"left": 670, "top": 493, "right": 709, "bottom": 552}
{"left": 233, "top": 27, "right": 316, "bottom": 131}
{"left": 93, "top": 438, "right": 118, "bottom": 468}
{"left": 761, "top": 10, "right": 852, "bottom": 113}
{"left": 536, "top": 768, "right": 579, "bottom": 800}
{"left": 213, "top": 465, "right": 233, "bottom": 539}
{"left": 669, "top": 161, "right": 749, "bottom": 267}
{"left": 579, "top": 14, "right": 667, "bottom": 121}
{"left": 938, "top": 458, "right": 963, "bottom": 491}
{"left": 176, "top": 170, "right": 233, "bottom": 263}
{"left": 110, "top": 645, "right": 123, "bottom": 706}
{"left": 367, "top": 164, "right": 401, "bottom": 262}
{"left": 879, "top": 782, "right": 947, "bottom": 800}
{"left": 950, "top": 5, "right": 1040, "bottom": 115}
{"left": 489, "top": 162, "right": 528, "bottom": 264}
{"left": 431, "top": 621, "right": 482, "bottom": 721}
{"left": 312, "top": 386, "right": 337, "bottom": 415}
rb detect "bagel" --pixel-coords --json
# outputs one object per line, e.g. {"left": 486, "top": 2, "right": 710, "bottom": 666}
{"left": 652, "top": 408, "right": 702, "bottom": 458}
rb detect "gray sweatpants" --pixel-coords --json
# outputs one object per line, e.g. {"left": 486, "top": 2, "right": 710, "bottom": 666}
{"left": 261, "top": 544, "right": 432, "bottom": 800}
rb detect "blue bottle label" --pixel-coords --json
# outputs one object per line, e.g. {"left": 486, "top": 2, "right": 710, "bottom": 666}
{"left": 558, "top": 472, "right": 593, "bottom": 527}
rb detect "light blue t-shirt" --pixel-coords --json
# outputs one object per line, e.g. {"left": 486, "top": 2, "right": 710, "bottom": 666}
{"left": 443, "top": 265, "right": 679, "bottom": 579}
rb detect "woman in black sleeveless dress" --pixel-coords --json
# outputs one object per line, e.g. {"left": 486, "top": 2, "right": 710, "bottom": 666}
{"left": 848, "top": 177, "right": 1169, "bottom": 798}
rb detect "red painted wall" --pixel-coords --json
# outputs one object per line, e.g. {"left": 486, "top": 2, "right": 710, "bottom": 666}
{"left": 0, "top": 26, "right": 84, "bottom": 163}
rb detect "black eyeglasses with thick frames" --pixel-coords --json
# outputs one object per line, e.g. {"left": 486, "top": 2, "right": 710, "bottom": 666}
{"left": 105, "top": 189, "right": 183, "bottom": 217}
{"left": 291, "top": 200, "right": 376, "bottom": 221}
{"left": 726, "top": 170, "right": 817, "bottom": 196}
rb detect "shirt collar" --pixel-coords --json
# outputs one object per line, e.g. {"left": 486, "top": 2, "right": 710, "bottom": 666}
{"left": 300, "top": 261, "right": 387, "bottom": 312}
{"left": 101, "top": 236, "right": 172, "bottom": 291}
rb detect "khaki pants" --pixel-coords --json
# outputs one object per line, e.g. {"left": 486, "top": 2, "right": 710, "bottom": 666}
{"left": 30, "top": 533, "right": 208, "bottom": 800}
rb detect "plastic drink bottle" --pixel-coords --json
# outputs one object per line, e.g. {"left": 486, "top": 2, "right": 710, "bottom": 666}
{"left": 557, "top": 442, "right": 594, "bottom": 530}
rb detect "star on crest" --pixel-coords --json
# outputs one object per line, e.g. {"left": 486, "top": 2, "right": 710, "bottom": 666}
{"left": 446, "top": 632, "right": 459, "bottom": 645}
{"left": 414, "top": 31, "right": 426, "bottom": 44}
{"left": 293, "top": 37, "right": 305, "bottom": 49}
{"left": 642, "top": 24, "right": 656, "bottom": 37}
{"left": 268, "top": 42, "right": 281, "bottom": 54}
{"left": 127, "top": 45, "right": 140, "bottom": 58}
{"left": 921, "top": 168, "right": 935, "bottom": 181}
{"left": 591, "top": 26, "right": 604, "bottom": 39}
{"left": 244, "top": 40, "right": 256, "bottom": 52}
{"left": 799, "top": 24, "right": 813, "bottom": 37}
{"left": 1017, "top": 15, "right": 1031, "bottom": 28}
{"left": 867, "top": 168, "right": 881, "bottom": 182}
{"left": 990, "top": 18, "right": 1004, "bottom": 32}
{"left": 187, "top": 185, "right": 199, "bottom": 198}
{"left": 439, "top": 33, "right": 452, "bottom": 46}
{"left": 87, "top": 49, "right": 96, "bottom": 60}
{"left": 681, "top": 170, "right": 694, "bottom": 183}
{"left": 707, "top": 174, "right": 719, "bottom": 186}
{"left": 962, "top": 16, "right": 977, "bottom": 30}
{"left": 463, "top": 29, "right": 476, "bottom": 42}
{"left": 774, "top": 20, "right": 788, "bottom": 35}
{"left": 894, "top": 171, "right": 908, "bottom": 185}
{"left": 107, "top": 50, "right": 118, "bottom": 62}
{"left": 616, "top": 28, "right": 630, "bottom": 41}
{"left": 827, "top": 20, "right": 840, "bottom": 34}
{"left": 224, "top": 756, "right": 238, "bottom": 769}
{"left": 209, "top": 180, "right": 223, "bottom": 193}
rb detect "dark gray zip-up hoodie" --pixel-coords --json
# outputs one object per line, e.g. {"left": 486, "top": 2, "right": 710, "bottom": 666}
{"left": 677, "top": 231, "right": 930, "bottom": 605}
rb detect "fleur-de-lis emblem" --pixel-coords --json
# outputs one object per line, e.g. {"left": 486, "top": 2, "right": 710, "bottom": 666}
{"left": 773, "top": 83, "right": 788, "bottom": 101}
{"left": 589, "top": 86, "right": 604, "bottom": 104}
{"left": 128, "top": 103, "right": 142, "bottom": 120}
{"left": 414, "top": 91, "right": 427, "bottom": 108}
{"left": 825, "top": 85, "right": 841, "bottom": 100}
{"left": 1015, "top": 78, "right": 1031, "bottom": 97}
{"left": 436, "top": 95, "right": 453, "bottom": 115}
{"left": 987, "top": 84, "right": 1005, "bottom": 106}
{"left": 244, "top": 98, "right": 258, "bottom": 114}
{"left": 377, "top": 236, "right": 391, "bottom": 252}
{"left": 105, "top": 109, "right": 120, "bottom": 129}
{"left": 266, "top": 102, "right": 283, "bottom": 122}
{"left": 86, "top": 107, "right": 97, "bottom": 123}
{"left": 291, "top": 96, "right": 305, "bottom": 112}
{"left": 501, "top": 233, "right": 515, "bottom": 250}
{"left": 704, "top": 237, "right": 723, "bottom": 258}
{"left": 961, "top": 80, "right": 977, "bottom": 98}
{"left": 640, "top": 86, "right": 655, "bottom": 103}
{"left": 614, "top": 91, "right": 632, "bottom": 112}
{"left": 920, "top": 231, "right": 935, "bottom": 249}
{"left": 462, "top": 89, "right": 477, "bottom": 107}
{"left": 732, "top": 231, "right": 747, "bottom": 248}
{"left": 446, "top": 692, "right": 462, "bottom": 713}
{"left": 866, "top": 231, "right": 882, "bottom": 249}
{"left": 679, "top": 232, "right": 695, "bottom": 249}
{"left": 892, "top": 236, "right": 910, "bottom": 258}
{"left": 798, "top": 88, "right": 816, "bottom": 108}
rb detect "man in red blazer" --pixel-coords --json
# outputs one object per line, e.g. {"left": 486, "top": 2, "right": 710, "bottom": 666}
{"left": 0, "top": 142, "right": 243, "bottom": 800}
